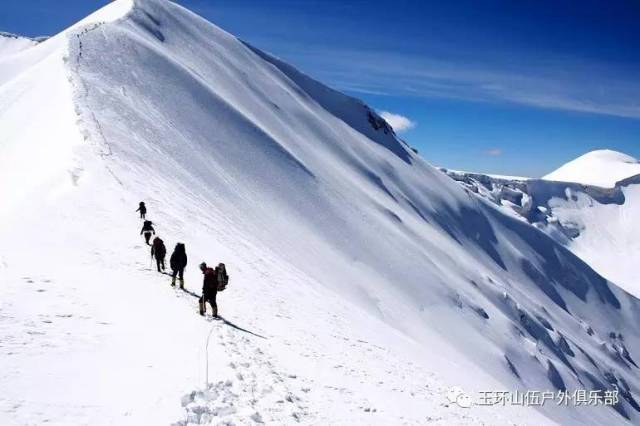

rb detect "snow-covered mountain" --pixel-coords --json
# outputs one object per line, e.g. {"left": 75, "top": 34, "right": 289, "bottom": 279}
{"left": 2, "top": 1, "right": 640, "bottom": 425}
{"left": 544, "top": 149, "right": 640, "bottom": 188}
{"left": 443, "top": 157, "right": 640, "bottom": 296}
{"left": 0, "top": 32, "right": 42, "bottom": 57}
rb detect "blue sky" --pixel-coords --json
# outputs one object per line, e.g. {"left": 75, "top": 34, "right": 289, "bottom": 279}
{"left": 2, "top": 0, "right": 639, "bottom": 176}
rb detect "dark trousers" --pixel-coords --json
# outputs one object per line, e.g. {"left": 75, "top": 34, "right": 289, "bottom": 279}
{"left": 143, "top": 232, "right": 152, "bottom": 245}
{"left": 171, "top": 268, "right": 184, "bottom": 287}
{"left": 139, "top": 212, "right": 146, "bottom": 219}
{"left": 156, "top": 258, "right": 165, "bottom": 272}
{"left": 172, "top": 268, "right": 184, "bottom": 280}
{"left": 200, "top": 291, "right": 218, "bottom": 316}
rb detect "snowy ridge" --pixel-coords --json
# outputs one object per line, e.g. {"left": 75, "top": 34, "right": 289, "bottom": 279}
{"left": 544, "top": 149, "right": 640, "bottom": 188}
{"left": 2, "top": 0, "right": 640, "bottom": 425}
{"left": 244, "top": 43, "right": 413, "bottom": 163}
{"left": 441, "top": 167, "right": 530, "bottom": 182}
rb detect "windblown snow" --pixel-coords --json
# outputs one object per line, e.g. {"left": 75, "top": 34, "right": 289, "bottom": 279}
{"left": 2, "top": 1, "right": 640, "bottom": 425}
{"left": 544, "top": 149, "right": 640, "bottom": 188}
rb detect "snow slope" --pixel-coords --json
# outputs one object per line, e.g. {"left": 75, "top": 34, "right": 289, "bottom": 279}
{"left": 547, "top": 176, "right": 640, "bottom": 296}
{"left": 544, "top": 150, "right": 640, "bottom": 188}
{"left": 3, "top": 1, "right": 640, "bottom": 425}
{"left": 443, "top": 168, "right": 640, "bottom": 297}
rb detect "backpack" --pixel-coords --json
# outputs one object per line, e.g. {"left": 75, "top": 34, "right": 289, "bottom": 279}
{"left": 216, "top": 263, "right": 229, "bottom": 291}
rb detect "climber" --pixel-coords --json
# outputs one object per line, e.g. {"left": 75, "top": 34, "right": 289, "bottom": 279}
{"left": 136, "top": 201, "right": 147, "bottom": 219}
{"left": 199, "top": 262, "right": 218, "bottom": 317}
{"left": 151, "top": 237, "right": 167, "bottom": 272}
{"left": 140, "top": 220, "right": 155, "bottom": 245}
{"left": 169, "top": 243, "right": 187, "bottom": 288}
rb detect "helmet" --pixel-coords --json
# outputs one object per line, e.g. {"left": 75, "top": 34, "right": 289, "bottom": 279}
{"left": 199, "top": 262, "right": 207, "bottom": 271}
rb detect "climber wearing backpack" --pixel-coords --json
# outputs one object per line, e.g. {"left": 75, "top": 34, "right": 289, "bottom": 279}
{"left": 140, "top": 220, "right": 155, "bottom": 245}
{"left": 136, "top": 201, "right": 147, "bottom": 219}
{"left": 151, "top": 237, "right": 167, "bottom": 272}
{"left": 199, "top": 262, "right": 217, "bottom": 317}
{"left": 169, "top": 243, "right": 187, "bottom": 288}
{"left": 199, "top": 262, "right": 228, "bottom": 317}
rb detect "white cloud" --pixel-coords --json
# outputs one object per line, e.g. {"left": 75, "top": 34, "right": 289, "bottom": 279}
{"left": 379, "top": 111, "right": 416, "bottom": 133}
{"left": 283, "top": 45, "right": 640, "bottom": 119}
{"left": 484, "top": 148, "right": 503, "bottom": 156}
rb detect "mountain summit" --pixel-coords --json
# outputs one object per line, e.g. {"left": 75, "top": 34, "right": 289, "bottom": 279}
{"left": 2, "top": 1, "right": 640, "bottom": 424}
{"left": 544, "top": 149, "right": 640, "bottom": 188}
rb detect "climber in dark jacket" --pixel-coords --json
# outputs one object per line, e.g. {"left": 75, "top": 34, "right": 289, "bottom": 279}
{"left": 151, "top": 237, "right": 167, "bottom": 272}
{"left": 199, "top": 262, "right": 218, "bottom": 317}
{"left": 169, "top": 243, "right": 187, "bottom": 288}
{"left": 140, "top": 220, "right": 155, "bottom": 245}
{"left": 136, "top": 201, "right": 147, "bottom": 219}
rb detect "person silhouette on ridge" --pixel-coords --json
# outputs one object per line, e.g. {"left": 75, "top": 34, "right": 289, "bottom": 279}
{"left": 151, "top": 236, "right": 167, "bottom": 272}
{"left": 136, "top": 201, "right": 147, "bottom": 219}
{"left": 140, "top": 220, "right": 155, "bottom": 245}
{"left": 169, "top": 243, "right": 187, "bottom": 288}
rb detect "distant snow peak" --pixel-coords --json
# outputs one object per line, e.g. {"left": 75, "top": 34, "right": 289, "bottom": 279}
{"left": 544, "top": 149, "right": 640, "bottom": 188}
{"left": 443, "top": 167, "right": 640, "bottom": 296}
{"left": 0, "top": 32, "right": 24, "bottom": 40}
{"left": 0, "top": 32, "right": 42, "bottom": 56}
{"left": 0, "top": 32, "right": 47, "bottom": 43}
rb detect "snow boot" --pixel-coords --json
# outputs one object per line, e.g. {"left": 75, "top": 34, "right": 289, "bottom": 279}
{"left": 179, "top": 278, "right": 184, "bottom": 289}
{"left": 171, "top": 277, "right": 176, "bottom": 287}
{"left": 212, "top": 305, "right": 218, "bottom": 317}
{"left": 199, "top": 298, "right": 205, "bottom": 316}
